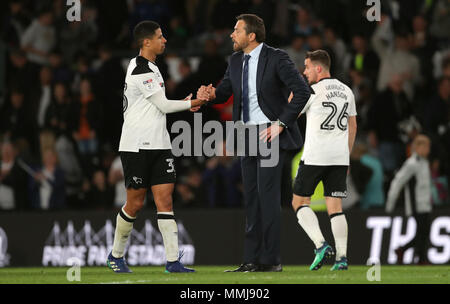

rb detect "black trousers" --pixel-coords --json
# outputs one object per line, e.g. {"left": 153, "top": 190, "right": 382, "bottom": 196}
{"left": 238, "top": 124, "right": 287, "bottom": 265}
{"left": 401, "top": 213, "right": 431, "bottom": 263}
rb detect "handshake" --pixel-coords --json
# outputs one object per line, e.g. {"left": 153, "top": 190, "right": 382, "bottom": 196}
{"left": 189, "top": 84, "right": 216, "bottom": 112}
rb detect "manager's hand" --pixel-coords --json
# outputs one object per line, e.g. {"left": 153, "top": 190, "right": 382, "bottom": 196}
{"left": 259, "top": 123, "right": 284, "bottom": 143}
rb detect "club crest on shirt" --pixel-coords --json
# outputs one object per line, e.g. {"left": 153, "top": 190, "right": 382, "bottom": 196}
{"left": 143, "top": 79, "right": 154, "bottom": 90}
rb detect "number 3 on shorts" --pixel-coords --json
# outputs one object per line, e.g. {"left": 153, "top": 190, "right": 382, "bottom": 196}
{"left": 166, "top": 158, "right": 175, "bottom": 173}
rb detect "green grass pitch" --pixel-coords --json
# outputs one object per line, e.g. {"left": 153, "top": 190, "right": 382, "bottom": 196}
{"left": 0, "top": 265, "right": 449, "bottom": 284}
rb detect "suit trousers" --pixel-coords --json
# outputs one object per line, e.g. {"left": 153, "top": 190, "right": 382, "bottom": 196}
{"left": 238, "top": 124, "right": 286, "bottom": 265}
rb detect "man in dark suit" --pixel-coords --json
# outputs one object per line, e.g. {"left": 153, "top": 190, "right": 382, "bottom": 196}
{"left": 197, "top": 14, "right": 311, "bottom": 272}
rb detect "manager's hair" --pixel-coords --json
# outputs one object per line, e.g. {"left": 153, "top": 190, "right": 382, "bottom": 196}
{"left": 305, "top": 50, "right": 331, "bottom": 71}
{"left": 236, "top": 14, "right": 266, "bottom": 43}
{"left": 133, "top": 21, "right": 160, "bottom": 48}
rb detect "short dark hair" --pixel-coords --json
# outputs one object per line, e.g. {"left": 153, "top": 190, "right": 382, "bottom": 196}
{"left": 133, "top": 21, "right": 160, "bottom": 48}
{"left": 236, "top": 14, "right": 265, "bottom": 43}
{"left": 305, "top": 50, "right": 331, "bottom": 70}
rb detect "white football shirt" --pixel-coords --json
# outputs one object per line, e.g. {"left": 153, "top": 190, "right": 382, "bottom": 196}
{"left": 301, "top": 78, "right": 357, "bottom": 166}
{"left": 119, "top": 56, "right": 171, "bottom": 152}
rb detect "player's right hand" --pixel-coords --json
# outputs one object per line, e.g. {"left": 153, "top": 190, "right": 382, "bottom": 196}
{"left": 197, "top": 84, "right": 215, "bottom": 101}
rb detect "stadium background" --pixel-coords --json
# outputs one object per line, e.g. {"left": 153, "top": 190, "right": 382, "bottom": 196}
{"left": 0, "top": 0, "right": 449, "bottom": 267}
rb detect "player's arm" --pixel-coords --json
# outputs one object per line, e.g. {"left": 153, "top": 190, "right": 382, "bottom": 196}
{"left": 348, "top": 115, "right": 357, "bottom": 154}
{"left": 149, "top": 89, "right": 207, "bottom": 114}
{"left": 385, "top": 161, "right": 416, "bottom": 213}
{"left": 347, "top": 92, "right": 358, "bottom": 154}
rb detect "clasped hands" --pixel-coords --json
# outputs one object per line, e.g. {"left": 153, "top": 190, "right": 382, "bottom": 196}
{"left": 191, "top": 84, "right": 216, "bottom": 112}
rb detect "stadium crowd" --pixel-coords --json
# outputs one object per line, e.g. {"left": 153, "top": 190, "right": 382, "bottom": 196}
{"left": 0, "top": 0, "right": 449, "bottom": 211}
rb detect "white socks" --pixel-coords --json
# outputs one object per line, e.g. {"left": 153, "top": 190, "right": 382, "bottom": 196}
{"left": 296, "top": 205, "right": 326, "bottom": 249}
{"left": 157, "top": 211, "right": 179, "bottom": 262}
{"left": 296, "top": 206, "right": 348, "bottom": 259}
{"left": 112, "top": 207, "right": 136, "bottom": 258}
{"left": 111, "top": 208, "right": 180, "bottom": 263}
{"left": 330, "top": 213, "right": 348, "bottom": 259}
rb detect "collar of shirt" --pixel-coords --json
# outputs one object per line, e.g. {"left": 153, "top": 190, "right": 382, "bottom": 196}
{"left": 244, "top": 42, "right": 263, "bottom": 63}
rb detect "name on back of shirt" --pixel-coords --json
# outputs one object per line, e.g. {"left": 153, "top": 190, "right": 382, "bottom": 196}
{"left": 325, "top": 84, "right": 347, "bottom": 101}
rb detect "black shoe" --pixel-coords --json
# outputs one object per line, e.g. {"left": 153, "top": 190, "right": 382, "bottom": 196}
{"left": 224, "top": 263, "right": 259, "bottom": 272}
{"left": 259, "top": 264, "right": 282, "bottom": 272}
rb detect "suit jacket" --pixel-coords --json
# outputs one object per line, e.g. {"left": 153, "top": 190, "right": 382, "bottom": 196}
{"left": 211, "top": 43, "right": 311, "bottom": 150}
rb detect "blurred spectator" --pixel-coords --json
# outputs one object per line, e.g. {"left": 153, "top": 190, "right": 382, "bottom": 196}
{"left": 44, "top": 82, "right": 72, "bottom": 136}
{"left": 196, "top": 38, "right": 228, "bottom": 86}
{"left": 429, "top": 0, "right": 450, "bottom": 42}
{"left": 284, "top": 34, "right": 307, "bottom": 72}
{"left": 59, "top": 7, "right": 98, "bottom": 63}
{"left": 29, "top": 148, "right": 65, "bottom": 210}
{"left": 423, "top": 77, "right": 450, "bottom": 136}
{"left": 38, "top": 130, "right": 56, "bottom": 164}
{"left": 93, "top": 44, "right": 125, "bottom": 149}
{"left": 0, "top": 141, "right": 29, "bottom": 210}
{"left": 48, "top": 49, "right": 72, "bottom": 84}
{"left": 70, "top": 78, "right": 100, "bottom": 175}
{"left": 108, "top": 155, "right": 126, "bottom": 209}
{"left": 165, "top": 16, "right": 188, "bottom": 52}
{"left": 347, "top": 33, "right": 380, "bottom": 83}
{"left": 20, "top": 8, "right": 55, "bottom": 65}
{"left": 306, "top": 29, "right": 336, "bottom": 74}
{"left": 430, "top": 158, "right": 449, "bottom": 206}
{"left": 54, "top": 134, "right": 83, "bottom": 208}
{"left": 71, "top": 54, "right": 94, "bottom": 95}
{"left": 171, "top": 58, "right": 200, "bottom": 100}
{"left": 410, "top": 15, "right": 437, "bottom": 83}
{"left": 0, "top": 89, "right": 34, "bottom": 144}
{"left": 432, "top": 51, "right": 450, "bottom": 79}
{"left": 349, "top": 71, "right": 373, "bottom": 133}
{"left": 368, "top": 74, "right": 414, "bottom": 178}
{"left": 372, "top": 15, "right": 421, "bottom": 100}
{"left": 345, "top": 143, "right": 374, "bottom": 209}
{"left": 86, "top": 169, "right": 114, "bottom": 210}
{"left": 270, "top": 0, "right": 290, "bottom": 44}
{"left": 354, "top": 143, "right": 385, "bottom": 209}
{"left": 31, "top": 66, "right": 53, "bottom": 130}
{"left": 1, "top": 0, "right": 31, "bottom": 48}
{"left": 386, "top": 134, "right": 432, "bottom": 265}
{"left": 166, "top": 58, "right": 200, "bottom": 132}
{"left": 324, "top": 27, "right": 348, "bottom": 80}
{"left": 292, "top": 7, "right": 314, "bottom": 37}
{"left": 7, "top": 48, "right": 39, "bottom": 99}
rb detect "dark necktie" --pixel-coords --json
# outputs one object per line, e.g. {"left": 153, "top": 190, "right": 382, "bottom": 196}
{"left": 242, "top": 54, "right": 251, "bottom": 123}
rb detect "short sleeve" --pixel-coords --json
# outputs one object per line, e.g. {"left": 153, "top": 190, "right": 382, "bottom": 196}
{"left": 132, "top": 72, "right": 163, "bottom": 99}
